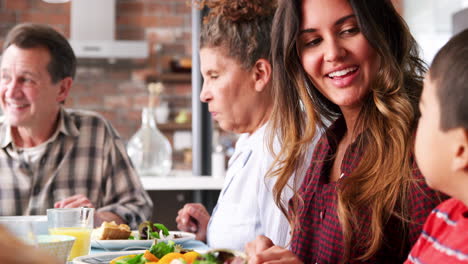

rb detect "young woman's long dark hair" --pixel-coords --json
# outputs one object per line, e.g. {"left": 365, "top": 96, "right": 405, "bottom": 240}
{"left": 268, "top": 0, "right": 428, "bottom": 261}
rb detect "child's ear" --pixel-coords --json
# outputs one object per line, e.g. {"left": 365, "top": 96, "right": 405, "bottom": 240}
{"left": 252, "top": 58, "right": 272, "bottom": 92}
{"left": 452, "top": 128, "right": 468, "bottom": 172}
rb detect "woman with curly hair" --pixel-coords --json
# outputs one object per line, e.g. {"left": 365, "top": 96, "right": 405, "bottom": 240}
{"left": 246, "top": 0, "right": 444, "bottom": 263}
{"left": 176, "top": 0, "right": 310, "bottom": 251}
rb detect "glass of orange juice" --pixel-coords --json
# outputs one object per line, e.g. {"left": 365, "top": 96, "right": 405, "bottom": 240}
{"left": 47, "top": 207, "right": 94, "bottom": 261}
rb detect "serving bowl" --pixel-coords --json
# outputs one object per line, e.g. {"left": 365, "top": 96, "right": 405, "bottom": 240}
{"left": 37, "top": 234, "right": 76, "bottom": 263}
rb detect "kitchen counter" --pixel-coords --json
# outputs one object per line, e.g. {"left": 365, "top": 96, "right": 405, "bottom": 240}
{"left": 140, "top": 170, "right": 225, "bottom": 190}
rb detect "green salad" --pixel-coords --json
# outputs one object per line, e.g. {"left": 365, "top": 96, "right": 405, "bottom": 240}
{"left": 111, "top": 241, "right": 246, "bottom": 264}
{"left": 128, "top": 221, "right": 171, "bottom": 240}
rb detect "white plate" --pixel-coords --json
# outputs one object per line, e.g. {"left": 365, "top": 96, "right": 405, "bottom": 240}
{"left": 73, "top": 250, "right": 144, "bottom": 264}
{"left": 73, "top": 248, "right": 209, "bottom": 264}
{"left": 91, "top": 231, "right": 196, "bottom": 250}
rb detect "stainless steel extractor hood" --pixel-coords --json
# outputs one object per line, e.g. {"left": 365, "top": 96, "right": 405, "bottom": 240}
{"left": 70, "top": 0, "right": 148, "bottom": 59}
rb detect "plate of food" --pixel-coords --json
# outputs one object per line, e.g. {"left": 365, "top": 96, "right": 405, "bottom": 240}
{"left": 91, "top": 221, "right": 196, "bottom": 250}
{"left": 73, "top": 250, "right": 145, "bottom": 264}
{"left": 74, "top": 240, "right": 246, "bottom": 264}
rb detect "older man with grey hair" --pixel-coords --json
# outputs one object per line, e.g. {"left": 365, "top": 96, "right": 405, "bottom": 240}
{"left": 0, "top": 23, "right": 152, "bottom": 228}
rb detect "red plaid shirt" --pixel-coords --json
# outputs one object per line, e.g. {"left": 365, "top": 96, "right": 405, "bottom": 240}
{"left": 290, "top": 118, "right": 443, "bottom": 264}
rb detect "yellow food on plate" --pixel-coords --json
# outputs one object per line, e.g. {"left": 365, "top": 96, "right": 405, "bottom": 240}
{"left": 110, "top": 254, "right": 138, "bottom": 264}
{"left": 108, "top": 240, "right": 199, "bottom": 264}
{"left": 183, "top": 251, "right": 201, "bottom": 263}
{"left": 143, "top": 250, "right": 159, "bottom": 262}
{"left": 157, "top": 252, "right": 184, "bottom": 264}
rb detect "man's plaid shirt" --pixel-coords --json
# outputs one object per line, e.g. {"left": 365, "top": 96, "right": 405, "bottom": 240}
{"left": 0, "top": 108, "right": 152, "bottom": 229}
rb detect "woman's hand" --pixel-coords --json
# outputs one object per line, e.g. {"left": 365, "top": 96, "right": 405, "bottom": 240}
{"left": 246, "top": 235, "right": 274, "bottom": 257}
{"left": 175, "top": 203, "right": 210, "bottom": 242}
{"left": 246, "top": 235, "right": 303, "bottom": 264}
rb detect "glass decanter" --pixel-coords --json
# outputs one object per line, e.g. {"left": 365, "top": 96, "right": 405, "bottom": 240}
{"left": 127, "top": 107, "right": 172, "bottom": 176}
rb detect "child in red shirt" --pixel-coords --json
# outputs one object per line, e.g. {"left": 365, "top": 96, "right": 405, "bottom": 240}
{"left": 406, "top": 28, "right": 468, "bottom": 263}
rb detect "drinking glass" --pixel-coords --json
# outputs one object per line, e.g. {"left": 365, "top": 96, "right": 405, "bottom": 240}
{"left": 47, "top": 207, "right": 94, "bottom": 261}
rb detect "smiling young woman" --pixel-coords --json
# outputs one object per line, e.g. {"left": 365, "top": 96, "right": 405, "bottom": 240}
{"left": 245, "top": 0, "right": 444, "bottom": 263}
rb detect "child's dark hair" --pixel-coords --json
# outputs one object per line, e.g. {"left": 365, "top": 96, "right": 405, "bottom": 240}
{"left": 430, "top": 28, "right": 468, "bottom": 130}
{"left": 197, "top": 0, "right": 276, "bottom": 69}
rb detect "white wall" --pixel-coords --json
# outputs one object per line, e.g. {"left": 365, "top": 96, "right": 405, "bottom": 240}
{"left": 404, "top": 0, "right": 468, "bottom": 63}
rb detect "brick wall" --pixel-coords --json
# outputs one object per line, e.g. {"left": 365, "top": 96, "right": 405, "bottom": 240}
{"left": 0, "top": 0, "right": 193, "bottom": 168}
{"left": 0, "top": 0, "right": 403, "bottom": 168}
